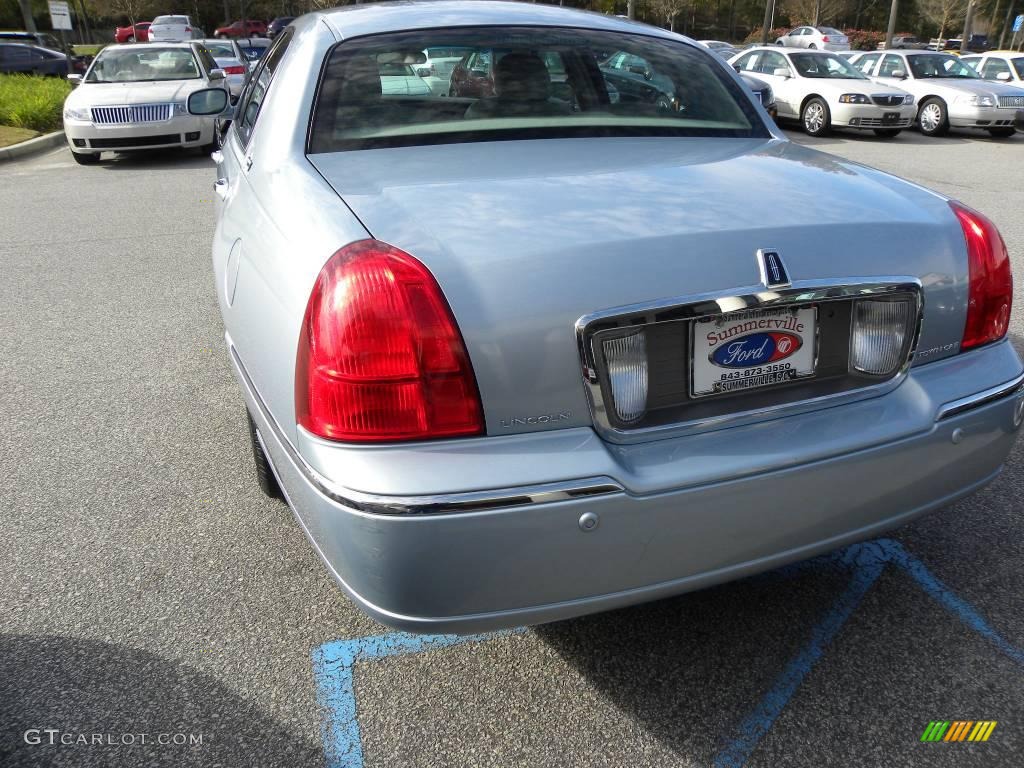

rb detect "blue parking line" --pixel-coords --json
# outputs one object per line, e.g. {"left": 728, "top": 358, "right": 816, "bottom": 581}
{"left": 715, "top": 537, "right": 1024, "bottom": 767}
{"left": 312, "top": 629, "right": 524, "bottom": 768}
{"left": 312, "top": 538, "right": 1022, "bottom": 768}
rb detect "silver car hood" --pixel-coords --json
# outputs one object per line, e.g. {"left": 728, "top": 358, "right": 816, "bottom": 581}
{"left": 68, "top": 80, "right": 205, "bottom": 106}
{"left": 309, "top": 137, "right": 968, "bottom": 435}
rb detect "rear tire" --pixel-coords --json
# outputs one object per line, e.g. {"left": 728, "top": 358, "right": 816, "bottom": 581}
{"left": 809, "top": 43, "right": 818, "bottom": 49}
{"left": 917, "top": 97, "right": 949, "bottom": 136}
{"left": 71, "top": 150, "right": 100, "bottom": 165}
{"left": 801, "top": 97, "right": 831, "bottom": 137}
{"left": 987, "top": 127, "right": 1016, "bottom": 138}
{"left": 873, "top": 128, "right": 901, "bottom": 138}
{"left": 247, "top": 411, "right": 282, "bottom": 499}
{"left": 126, "top": 35, "right": 134, "bottom": 43}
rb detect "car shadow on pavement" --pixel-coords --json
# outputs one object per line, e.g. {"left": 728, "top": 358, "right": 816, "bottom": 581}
{"left": 531, "top": 567, "right": 852, "bottom": 763}
{"left": 0, "top": 634, "right": 322, "bottom": 767}
{"left": 94, "top": 148, "right": 215, "bottom": 170}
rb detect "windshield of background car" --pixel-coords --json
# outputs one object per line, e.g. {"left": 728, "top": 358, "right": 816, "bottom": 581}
{"left": 202, "top": 42, "right": 236, "bottom": 58}
{"left": 86, "top": 48, "right": 200, "bottom": 82}
{"left": 239, "top": 44, "right": 268, "bottom": 60}
{"left": 309, "top": 27, "right": 766, "bottom": 152}
{"left": 908, "top": 54, "right": 979, "bottom": 78}
{"left": 790, "top": 53, "right": 865, "bottom": 79}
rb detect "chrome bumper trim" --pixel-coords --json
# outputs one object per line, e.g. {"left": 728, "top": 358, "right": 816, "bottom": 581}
{"left": 228, "top": 340, "right": 624, "bottom": 516}
{"left": 936, "top": 370, "right": 1024, "bottom": 421}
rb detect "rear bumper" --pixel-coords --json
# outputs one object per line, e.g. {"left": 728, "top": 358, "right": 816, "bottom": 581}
{"left": 233, "top": 339, "right": 1024, "bottom": 633}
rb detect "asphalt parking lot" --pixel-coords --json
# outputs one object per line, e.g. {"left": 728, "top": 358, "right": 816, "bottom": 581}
{"left": 1, "top": 128, "right": 1022, "bottom": 768}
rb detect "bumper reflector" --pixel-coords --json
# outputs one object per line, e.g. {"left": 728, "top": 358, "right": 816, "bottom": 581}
{"left": 852, "top": 299, "right": 914, "bottom": 375}
{"left": 602, "top": 331, "right": 648, "bottom": 423}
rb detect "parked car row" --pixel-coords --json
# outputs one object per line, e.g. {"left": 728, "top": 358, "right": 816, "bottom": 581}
{"left": 0, "top": 30, "right": 88, "bottom": 73}
{"left": 731, "top": 47, "right": 1024, "bottom": 138}
{"left": 114, "top": 16, "right": 294, "bottom": 44}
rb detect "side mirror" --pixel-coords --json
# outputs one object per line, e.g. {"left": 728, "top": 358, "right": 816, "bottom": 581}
{"left": 187, "top": 87, "right": 229, "bottom": 115}
{"left": 732, "top": 63, "right": 742, "bottom": 73}
{"left": 772, "top": 67, "right": 791, "bottom": 79}
{"left": 891, "top": 69, "right": 907, "bottom": 79}
{"left": 66, "top": 73, "right": 82, "bottom": 85}
{"left": 996, "top": 71, "right": 1011, "bottom": 81}
{"left": 209, "top": 68, "right": 226, "bottom": 80}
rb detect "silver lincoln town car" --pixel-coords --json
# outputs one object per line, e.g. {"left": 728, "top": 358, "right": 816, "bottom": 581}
{"left": 212, "top": 2, "right": 1022, "bottom": 633}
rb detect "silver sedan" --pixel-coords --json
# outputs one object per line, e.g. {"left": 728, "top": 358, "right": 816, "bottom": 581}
{"left": 213, "top": 2, "right": 1022, "bottom": 633}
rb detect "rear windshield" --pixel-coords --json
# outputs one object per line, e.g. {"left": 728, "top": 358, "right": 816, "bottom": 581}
{"left": 201, "top": 41, "right": 236, "bottom": 58}
{"left": 153, "top": 16, "right": 187, "bottom": 24}
{"left": 309, "top": 27, "right": 767, "bottom": 153}
{"left": 819, "top": 28, "right": 843, "bottom": 36}
{"left": 87, "top": 47, "right": 200, "bottom": 82}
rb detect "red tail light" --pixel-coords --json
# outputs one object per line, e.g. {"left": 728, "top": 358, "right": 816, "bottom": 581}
{"left": 296, "top": 240, "right": 484, "bottom": 442}
{"left": 223, "top": 65, "right": 246, "bottom": 75}
{"left": 950, "top": 201, "right": 1012, "bottom": 351}
{"left": 822, "top": 35, "right": 830, "bottom": 42}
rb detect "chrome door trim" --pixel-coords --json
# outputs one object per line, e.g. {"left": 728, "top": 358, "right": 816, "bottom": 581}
{"left": 229, "top": 340, "right": 623, "bottom": 516}
{"left": 576, "top": 277, "right": 924, "bottom": 444}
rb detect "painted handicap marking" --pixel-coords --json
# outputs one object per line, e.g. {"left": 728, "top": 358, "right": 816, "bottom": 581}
{"left": 312, "top": 628, "right": 525, "bottom": 768}
{"left": 311, "top": 538, "right": 1022, "bottom": 768}
{"left": 714, "top": 538, "right": 1024, "bottom": 768}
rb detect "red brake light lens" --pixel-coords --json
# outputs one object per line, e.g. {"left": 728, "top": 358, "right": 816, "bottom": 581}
{"left": 223, "top": 65, "right": 246, "bottom": 75}
{"left": 296, "top": 240, "right": 484, "bottom": 442}
{"left": 822, "top": 35, "right": 830, "bottom": 42}
{"left": 950, "top": 201, "right": 1012, "bottom": 351}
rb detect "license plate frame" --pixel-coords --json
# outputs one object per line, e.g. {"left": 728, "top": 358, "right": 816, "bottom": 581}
{"left": 690, "top": 306, "right": 818, "bottom": 399}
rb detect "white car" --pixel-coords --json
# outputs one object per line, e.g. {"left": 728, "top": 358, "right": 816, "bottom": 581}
{"left": 197, "top": 39, "right": 250, "bottom": 97}
{"left": 148, "top": 15, "right": 203, "bottom": 42}
{"left": 849, "top": 50, "right": 1024, "bottom": 137}
{"left": 731, "top": 47, "right": 914, "bottom": 136}
{"left": 414, "top": 46, "right": 472, "bottom": 96}
{"left": 961, "top": 51, "right": 1024, "bottom": 85}
{"left": 380, "top": 61, "right": 431, "bottom": 95}
{"left": 63, "top": 43, "right": 229, "bottom": 164}
{"left": 776, "top": 26, "right": 850, "bottom": 52}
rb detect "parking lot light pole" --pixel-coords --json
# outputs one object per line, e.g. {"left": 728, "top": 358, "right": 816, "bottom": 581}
{"left": 960, "top": 0, "right": 976, "bottom": 53}
{"left": 761, "top": 0, "right": 774, "bottom": 45}
{"left": 884, "top": 0, "right": 898, "bottom": 50}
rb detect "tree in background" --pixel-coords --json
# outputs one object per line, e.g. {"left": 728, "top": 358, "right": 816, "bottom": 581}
{"left": 918, "top": 0, "right": 967, "bottom": 39}
{"left": 647, "top": 0, "right": 689, "bottom": 31}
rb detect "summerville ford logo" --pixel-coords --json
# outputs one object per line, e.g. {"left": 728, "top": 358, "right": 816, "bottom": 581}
{"left": 709, "top": 331, "right": 803, "bottom": 368}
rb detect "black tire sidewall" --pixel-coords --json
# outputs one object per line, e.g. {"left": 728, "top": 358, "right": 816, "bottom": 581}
{"left": 802, "top": 97, "right": 830, "bottom": 137}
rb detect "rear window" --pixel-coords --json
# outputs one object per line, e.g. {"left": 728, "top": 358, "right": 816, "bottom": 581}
{"left": 201, "top": 42, "right": 236, "bottom": 58}
{"left": 309, "top": 26, "right": 766, "bottom": 153}
{"left": 154, "top": 16, "right": 187, "bottom": 24}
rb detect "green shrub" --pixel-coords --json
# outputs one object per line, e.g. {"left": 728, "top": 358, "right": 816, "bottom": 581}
{"left": 0, "top": 74, "right": 72, "bottom": 132}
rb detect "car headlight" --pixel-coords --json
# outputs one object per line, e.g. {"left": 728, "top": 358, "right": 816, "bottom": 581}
{"left": 960, "top": 94, "right": 995, "bottom": 107}
{"left": 172, "top": 102, "right": 188, "bottom": 116}
{"left": 838, "top": 94, "right": 871, "bottom": 104}
{"left": 903, "top": 94, "right": 914, "bottom": 105}
{"left": 63, "top": 105, "right": 90, "bottom": 121}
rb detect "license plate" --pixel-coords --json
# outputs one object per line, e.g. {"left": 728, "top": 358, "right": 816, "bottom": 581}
{"left": 883, "top": 111, "right": 900, "bottom": 123}
{"left": 691, "top": 307, "right": 817, "bottom": 398}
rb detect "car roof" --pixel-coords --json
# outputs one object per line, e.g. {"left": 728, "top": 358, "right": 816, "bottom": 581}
{"left": 978, "top": 50, "right": 1024, "bottom": 60}
{"left": 314, "top": 0, "right": 680, "bottom": 42}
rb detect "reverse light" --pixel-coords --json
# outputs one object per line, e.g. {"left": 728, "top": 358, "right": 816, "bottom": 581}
{"left": 950, "top": 201, "right": 1013, "bottom": 350}
{"left": 851, "top": 299, "right": 915, "bottom": 375}
{"left": 602, "top": 331, "right": 648, "bottom": 423}
{"left": 296, "top": 240, "right": 484, "bottom": 442}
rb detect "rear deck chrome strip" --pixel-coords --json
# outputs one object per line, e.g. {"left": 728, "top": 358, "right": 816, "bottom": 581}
{"left": 936, "top": 371, "right": 1024, "bottom": 421}
{"left": 228, "top": 341, "right": 623, "bottom": 516}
